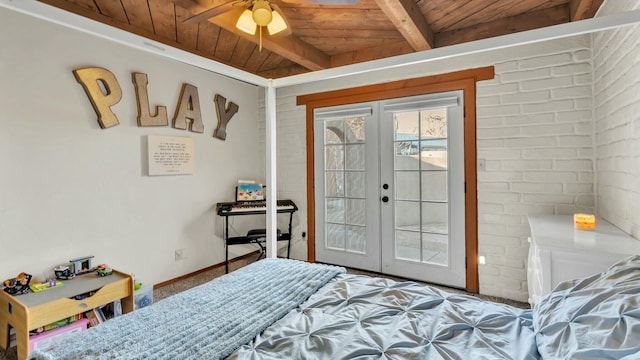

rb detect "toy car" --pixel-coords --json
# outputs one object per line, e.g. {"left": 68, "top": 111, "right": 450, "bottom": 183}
{"left": 96, "top": 264, "right": 113, "bottom": 277}
{"left": 3, "top": 272, "right": 32, "bottom": 295}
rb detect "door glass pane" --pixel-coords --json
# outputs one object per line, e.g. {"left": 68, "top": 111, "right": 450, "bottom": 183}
{"left": 345, "top": 117, "right": 365, "bottom": 143}
{"left": 421, "top": 139, "right": 447, "bottom": 170}
{"left": 395, "top": 230, "right": 420, "bottom": 261}
{"left": 395, "top": 201, "right": 420, "bottom": 231}
{"left": 421, "top": 202, "right": 448, "bottom": 235}
{"left": 325, "top": 119, "right": 344, "bottom": 144}
{"left": 322, "top": 115, "right": 367, "bottom": 256}
{"left": 345, "top": 144, "right": 365, "bottom": 170}
{"left": 421, "top": 171, "right": 447, "bottom": 202}
{"left": 326, "top": 198, "right": 344, "bottom": 223}
{"left": 346, "top": 225, "right": 366, "bottom": 253}
{"left": 345, "top": 172, "right": 365, "bottom": 198}
{"left": 395, "top": 112, "right": 419, "bottom": 140}
{"left": 420, "top": 109, "right": 447, "bottom": 139}
{"left": 422, "top": 233, "right": 448, "bottom": 266}
{"left": 393, "top": 106, "right": 451, "bottom": 266}
{"left": 325, "top": 145, "right": 344, "bottom": 170}
{"left": 395, "top": 171, "right": 420, "bottom": 201}
{"left": 346, "top": 198, "right": 365, "bottom": 226}
{"left": 325, "top": 171, "right": 344, "bottom": 197}
{"left": 326, "top": 223, "right": 345, "bottom": 250}
{"left": 395, "top": 141, "right": 420, "bottom": 170}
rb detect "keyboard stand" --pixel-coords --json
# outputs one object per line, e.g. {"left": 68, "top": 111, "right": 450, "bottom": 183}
{"left": 216, "top": 200, "right": 298, "bottom": 273}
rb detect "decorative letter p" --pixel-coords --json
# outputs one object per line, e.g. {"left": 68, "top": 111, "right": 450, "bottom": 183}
{"left": 73, "top": 67, "right": 122, "bottom": 129}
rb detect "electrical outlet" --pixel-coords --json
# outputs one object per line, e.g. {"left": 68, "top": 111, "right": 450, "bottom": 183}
{"left": 174, "top": 249, "right": 184, "bottom": 261}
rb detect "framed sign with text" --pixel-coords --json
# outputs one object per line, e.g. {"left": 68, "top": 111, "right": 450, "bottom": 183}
{"left": 148, "top": 135, "right": 194, "bottom": 176}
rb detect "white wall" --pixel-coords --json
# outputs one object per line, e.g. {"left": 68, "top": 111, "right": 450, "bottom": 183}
{"left": 0, "top": 8, "right": 264, "bottom": 286}
{"left": 593, "top": 0, "right": 640, "bottom": 238}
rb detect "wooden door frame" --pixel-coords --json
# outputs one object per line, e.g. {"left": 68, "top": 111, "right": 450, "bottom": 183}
{"left": 297, "top": 66, "right": 494, "bottom": 293}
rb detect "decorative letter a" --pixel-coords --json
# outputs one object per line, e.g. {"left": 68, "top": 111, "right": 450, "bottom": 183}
{"left": 172, "top": 83, "right": 204, "bottom": 133}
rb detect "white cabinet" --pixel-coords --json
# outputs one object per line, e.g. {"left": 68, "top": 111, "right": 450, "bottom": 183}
{"left": 527, "top": 214, "right": 640, "bottom": 307}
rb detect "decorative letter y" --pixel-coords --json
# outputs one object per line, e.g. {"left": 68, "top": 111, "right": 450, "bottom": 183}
{"left": 213, "top": 94, "right": 239, "bottom": 140}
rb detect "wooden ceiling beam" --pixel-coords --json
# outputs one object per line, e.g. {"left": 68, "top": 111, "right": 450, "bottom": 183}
{"left": 174, "top": 0, "right": 331, "bottom": 71}
{"left": 330, "top": 40, "right": 414, "bottom": 67}
{"left": 569, "top": 0, "right": 605, "bottom": 21}
{"left": 435, "top": 4, "right": 570, "bottom": 48}
{"left": 258, "top": 64, "right": 310, "bottom": 79}
{"left": 374, "top": 0, "right": 434, "bottom": 51}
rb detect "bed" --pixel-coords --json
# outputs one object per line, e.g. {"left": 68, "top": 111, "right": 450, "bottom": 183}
{"left": 29, "top": 255, "right": 640, "bottom": 360}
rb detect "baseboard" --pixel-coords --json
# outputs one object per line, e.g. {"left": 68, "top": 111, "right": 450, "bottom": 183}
{"left": 153, "top": 250, "right": 261, "bottom": 290}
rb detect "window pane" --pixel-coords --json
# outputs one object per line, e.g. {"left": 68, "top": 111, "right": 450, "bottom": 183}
{"left": 395, "top": 141, "right": 420, "bottom": 170}
{"left": 395, "top": 171, "right": 420, "bottom": 201}
{"left": 325, "top": 119, "right": 344, "bottom": 144}
{"left": 421, "top": 139, "right": 447, "bottom": 170}
{"left": 346, "top": 225, "right": 366, "bottom": 253}
{"left": 422, "top": 232, "right": 448, "bottom": 266}
{"left": 394, "top": 111, "right": 419, "bottom": 141}
{"left": 346, "top": 198, "right": 365, "bottom": 226}
{"left": 345, "top": 172, "right": 365, "bottom": 198}
{"left": 326, "top": 198, "right": 345, "bottom": 223}
{"left": 325, "top": 145, "right": 344, "bottom": 170}
{"left": 420, "top": 109, "right": 447, "bottom": 139}
{"left": 421, "top": 202, "right": 448, "bottom": 235}
{"left": 326, "top": 223, "right": 345, "bottom": 250}
{"left": 421, "top": 171, "right": 447, "bottom": 202}
{"left": 345, "top": 144, "right": 365, "bottom": 170}
{"left": 345, "top": 117, "right": 365, "bottom": 143}
{"left": 325, "top": 171, "right": 344, "bottom": 197}
{"left": 395, "top": 200, "right": 420, "bottom": 231}
{"left": 395, "top": 230, "right": 420, "bottom": 261}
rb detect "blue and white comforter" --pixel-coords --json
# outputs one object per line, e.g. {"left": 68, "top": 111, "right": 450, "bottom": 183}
{"left": 29, "top": 259, "right": 344, "bottom": 360}
{"left": 30, "top": 255, "right": 640, "bottom": 359}
{"left": 231, "top": 274, "right": 539, "bottom": 359}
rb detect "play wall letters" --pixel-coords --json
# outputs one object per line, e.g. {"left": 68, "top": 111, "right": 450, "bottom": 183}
{"left": 73, "top": 67, "right": 238, "bottom": 139}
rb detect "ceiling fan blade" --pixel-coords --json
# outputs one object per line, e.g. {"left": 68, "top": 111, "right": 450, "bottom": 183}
{"left": 184, "top": 1, "right": 246, "bottom": 24}
{"left": 269, "top": 3, "right": 293, "bottom": 36}
{"left": 280, "top": 0, "right": 359, "bottom": 4}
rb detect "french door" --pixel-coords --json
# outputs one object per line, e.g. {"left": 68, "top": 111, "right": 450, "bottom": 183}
{"left": 313, "top": 103, "right": 381, "bottom": 271}
{"left": 314, "top": 91, "right": 466, "bottom": 288}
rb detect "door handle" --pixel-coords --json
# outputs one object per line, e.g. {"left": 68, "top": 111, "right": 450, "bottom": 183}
{"left": 381, "top": 196, "right": 389, "bottom": 203}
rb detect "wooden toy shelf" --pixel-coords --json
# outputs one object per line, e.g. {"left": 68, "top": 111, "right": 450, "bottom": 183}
{"left": 0, "top": 269, "right": 134, "bottom": 360}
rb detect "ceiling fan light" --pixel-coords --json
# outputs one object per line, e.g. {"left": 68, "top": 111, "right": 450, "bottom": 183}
{"left": 252, "top": 0, "right": 273, "bottom": 27}
{"left": 267, "top": 10, "right": 287, "bottom": 35}
{"left": 236, "top": 9, "right": 257, "bottom": 35}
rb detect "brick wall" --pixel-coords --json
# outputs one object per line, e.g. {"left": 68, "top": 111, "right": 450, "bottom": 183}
{"left": 475, "top": 47, "right": 596, "bottom": 300}
{"left": 593, "top": 0, "right": 640, "bottom": 239}
{"left": 270, "top": 35, "right": 597, "bottom": 302}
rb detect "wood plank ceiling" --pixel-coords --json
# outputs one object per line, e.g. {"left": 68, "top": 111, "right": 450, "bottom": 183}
{"left": 38, "top": 0, "right": 604, "bottom": 79}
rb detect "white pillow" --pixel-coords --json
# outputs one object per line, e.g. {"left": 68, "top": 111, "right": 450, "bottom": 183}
{"left": 533, "top": 255, "right": 640, "bottom": 359}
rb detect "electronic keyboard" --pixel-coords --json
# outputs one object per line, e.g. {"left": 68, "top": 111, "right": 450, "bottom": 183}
{"left": 216, "top": 199, "right": 297, "bottom": 215}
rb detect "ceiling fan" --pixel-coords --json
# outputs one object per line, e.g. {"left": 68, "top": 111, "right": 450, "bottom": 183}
{"left": 184, "top": 0, "right": 359, "bottom": 50}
